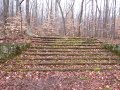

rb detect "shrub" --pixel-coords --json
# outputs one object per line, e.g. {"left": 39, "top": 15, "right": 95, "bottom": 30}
{"left": 0, "top": 43, "right": 30, "bottom": 63}
{"left": 103, "top": 43, "right": 120, "bottom": 56}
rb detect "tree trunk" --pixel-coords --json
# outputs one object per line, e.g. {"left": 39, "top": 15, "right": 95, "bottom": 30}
{"left": 3, "top": 0, "right": 9, "bottom": 35}
{"left": 111, "top": 0, "right": 116, "bottom": 39}
{"left": 78, "top": 0, "right": 84, "bottom": 36}
{"left": 16, "top": 0, "right": 19, "bottom": 15}
{"left": 26, "top": 0, "right": 31, "bottom": 35}
{"left": 57, "top": 0, "right": 66, "bottom": 36}
{"left": 103, "top": 0, "right": 109, "bottom": 37}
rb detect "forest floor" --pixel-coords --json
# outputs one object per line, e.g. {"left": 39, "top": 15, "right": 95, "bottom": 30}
{"left": 97, "top": 38, "right": 120, "bottom": 45}
{"left": 0, "top": 34, "right": 30, "bottom": 43}
{"left": 0, "top": 71, "right": 120, "bottom": 90}
{"left": 0, "top": 37, "right": 120, "bottom": 90}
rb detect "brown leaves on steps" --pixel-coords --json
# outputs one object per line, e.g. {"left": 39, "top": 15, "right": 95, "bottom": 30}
{"left": 0, "top": 37, "right": 120, "bottom": 89}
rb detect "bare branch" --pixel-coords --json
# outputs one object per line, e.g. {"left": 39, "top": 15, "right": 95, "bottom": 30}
{"left": 20, "top": 0, "right": 25, "bottom": 5}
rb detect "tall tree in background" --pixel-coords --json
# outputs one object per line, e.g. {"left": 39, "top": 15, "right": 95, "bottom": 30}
{"left": 57, "top": 0, "right": 66, "bottom": 36}
{"left": 35, "top": 0, "right": 38, "bottom": 25}
{"left": 10, "top": 0, "right": 14, "bottom": 17}
{"left": 0, "top": 0, "right": 119, "bottom": 38}
{"left": 26, "top": 0, "right": 31, "bottom": 35}
{"left": 78, "top": 0, "right": 84, "bottom": 36}
{"left": 111, "top": 0, "right": 116, "bottom": 38}
{"left": 3, "top": 0, "right": 9, "bottom": 35}
{"left": 16, "top": 0, "right": 19, "bottom": 15}
{"left": 103, "top": 0, "right": 109, "bottom": 37}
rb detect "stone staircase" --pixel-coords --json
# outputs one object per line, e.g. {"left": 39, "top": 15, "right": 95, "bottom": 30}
{"left": 2, "top": 37, "right": 120, "bottom": 72}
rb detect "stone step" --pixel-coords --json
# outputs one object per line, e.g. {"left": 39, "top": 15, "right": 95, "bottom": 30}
{"left": 23, "top": 53, "right": 114, "bottom": 57}
{"left": 20, "top": 57, "right": 120, "bottom": 61}
{"left": 31, "top": 39, "right": 98, "bottom": 42}
{"left": 27, "top": 49, "right": 108, "bottom": 52}
{"left": 32, "top": 43, "right": 101, "bottom": 46}
{"left": 2, "top": 67, "right": 120, "bottom": 72}
{"left": 32, "top": 45, "right": 101, "bottom": 48}
{"left": 31, "top": 37, "right": 99, "bottom": 42}
{"left": 32, "top": 44, "right": 100, "bottom": 46}
{"left": 32, "top": 37, "right": 90, "bottom": 39}
{"left": 30, "top": 47, "right": 102, "bottom": 49}
{"left": 31, "top": 41, "right": 101, "bottom": 43}
{"left": 30, "top": 46, "right": 101, "bottom": 49}
{"left": 32, "top": 37, "right": 65, "bottom": 40}
{"left": 14, "top": 59, "right": 120, "bottom": 64}
{"left": 24, "top": 51, "right": 113, "bottom": 55}
{"left": 21, "top": 55, "right": 119, "bottom": 58}
{"left": 31, "top": 38, "right": 60, "bottom": 40}
{"left": 12, "top": 62, "right": 120, "bottom": 66}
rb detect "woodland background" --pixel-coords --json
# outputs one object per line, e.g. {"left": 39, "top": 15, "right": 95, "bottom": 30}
{"left": 0, "top": 0, "right": 120, "bottom": 39}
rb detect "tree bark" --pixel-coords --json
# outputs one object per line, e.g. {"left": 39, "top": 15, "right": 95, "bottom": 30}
{"left": 57, "top": 0, "right": 66, "bottom": 36}
{"left": 3, "top": 0, "right": 9, "bottom": 35}
{"left": 78, "top": 0, "right": 84, "bottom": 36}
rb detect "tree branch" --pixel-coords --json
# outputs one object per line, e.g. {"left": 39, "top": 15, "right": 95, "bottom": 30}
{"left": 20, "top": 0, "right": 25, "bottom": 5}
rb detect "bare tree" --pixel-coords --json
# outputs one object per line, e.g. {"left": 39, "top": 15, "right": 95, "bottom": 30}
{"left": 78, "top": 0, "right": 84, "bottom": 36}
{"left": 25, "top": 0, "right": 31, "bottom": 35}
{"left": 111, "top": 0, "right": 116, "bottom": 38}
{"left": 3, "top": 0, "right": 9, "bottom": 35}
{"left": 10, "top": 0, "right": 14, "bottom": 17}
{"left": 0, "top": 0, "right": 119, "bottom": 38}
{"left": 103, "top": 0, "right": 109, "bottom": 37}
{"left": 57, "top": 0, "right": 66, "bottom": 35}
{"left": 16, "top": 0, "right": 19, "bottom": 15}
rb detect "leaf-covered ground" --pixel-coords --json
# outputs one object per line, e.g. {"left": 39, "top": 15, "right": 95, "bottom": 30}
{"left": 0, "top": 71, "right": 120, "bottom": 90}
{"left": 0, "top": 37, "right": 120, "bottom": 90}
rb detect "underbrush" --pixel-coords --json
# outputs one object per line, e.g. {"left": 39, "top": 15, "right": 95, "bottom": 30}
{"left": 0, "top": 43, "right": 30, "bottom": 63}
{"left": 103, "top": 43, "right": 120, "bottom": 56}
